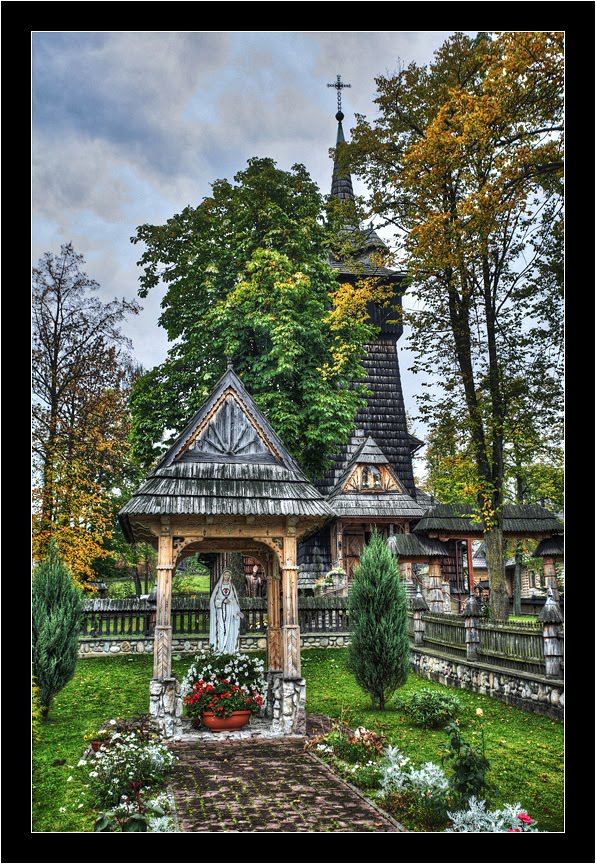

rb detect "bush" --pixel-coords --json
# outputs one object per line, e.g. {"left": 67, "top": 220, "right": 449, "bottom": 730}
{"left": 442, "top": 721, "right": 497, "bottom": 807}
{"left": 78, "top": 732, "right": 177, "bottom": 808}
{"left": 396, "top": 688, "right": 462, "bottom": 728}
{"left": 380, "top": 745, "right": 450, "bottom": 830}
{"left": 107, "top": 579, "right": 138, "bottom": 599}
{"left": 347, "top": 530, "right": 410, "bottom": 709}
{"left": 32, "top": 544, "right": 83, "bottom": 717}
{"left": 445, "top": 797, "right": 539, "bottom": 832}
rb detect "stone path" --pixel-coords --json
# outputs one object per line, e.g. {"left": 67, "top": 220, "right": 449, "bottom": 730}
{"left": 169, "top": 738, "right": 405, "bottom": 833}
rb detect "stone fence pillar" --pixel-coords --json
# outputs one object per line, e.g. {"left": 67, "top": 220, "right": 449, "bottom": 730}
{"left": 412, "top": 584, "right": 429, "bottom": 646}
{"left": 538, "top": 588, "right": 563, "bottom": 679}
{"left": 462, "top": 591, "right": 482, "bottom": 660}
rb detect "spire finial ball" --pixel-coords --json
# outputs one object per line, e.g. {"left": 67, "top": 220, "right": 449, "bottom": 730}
{"left": 336, "top": 110, "right": 344, "bottom": 122}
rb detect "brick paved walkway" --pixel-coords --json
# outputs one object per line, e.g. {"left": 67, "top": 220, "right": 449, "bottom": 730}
{"left": 169, "top": 739, "right": 405, "bottom": 833}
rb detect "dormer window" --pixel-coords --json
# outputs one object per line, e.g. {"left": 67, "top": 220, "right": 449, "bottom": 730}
{"left": 362, "top": 465, "right": 382, "bottom": 490}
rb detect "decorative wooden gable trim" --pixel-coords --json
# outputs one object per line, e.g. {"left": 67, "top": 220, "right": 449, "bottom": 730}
{"left": 176, "top": 387, "right": 283, "bottom": 464}
{"left": 343, "top": 462, "right": 404, "bottom": 493}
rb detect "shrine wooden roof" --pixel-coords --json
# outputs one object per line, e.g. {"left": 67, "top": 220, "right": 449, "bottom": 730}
{"left": 119, "top": 367, "right": 335, "bottom": 542}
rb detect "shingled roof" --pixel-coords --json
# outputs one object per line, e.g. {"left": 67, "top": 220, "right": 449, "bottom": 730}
{"left": 414, "top": 504, "right": 564, "bottom": 537}
{"left": 532, "top": 536, "right": 564, "bottom": 558}
{"left": 386, "top": 533, "right": 450, "bottom": 558}
{"left": 119, "top": 367, "right": 335, "bottom": 542}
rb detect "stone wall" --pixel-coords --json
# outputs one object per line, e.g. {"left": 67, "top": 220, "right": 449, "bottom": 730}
{"left": 410, "top": 647, "right": 563, "bottom": 720}
{"left": 78, "top": 632, "right": 351, "bottom": 657}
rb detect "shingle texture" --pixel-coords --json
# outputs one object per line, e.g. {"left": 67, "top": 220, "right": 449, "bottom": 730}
{"left": 414, "top": 504, "right": 564, "bottom": 536}
{"left": 119, "top": 368, "right": 334, "bottom": 542}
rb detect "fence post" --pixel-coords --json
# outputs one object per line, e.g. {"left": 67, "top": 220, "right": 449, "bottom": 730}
{"left": 462, "top": 591, "right": 482, "bottom": 660}
{"left": 412, "top": 584, "right": 429, "bottom": 646}
{"left": 426, "top": 560, "right": 444, "bottom": 612}
{"left": 538, "top": 588, "right": 563, "bottom": 678}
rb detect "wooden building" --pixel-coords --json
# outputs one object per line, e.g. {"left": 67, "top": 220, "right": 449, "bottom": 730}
{"left": 298, "top": 106, "right": 427, "bottom": 589}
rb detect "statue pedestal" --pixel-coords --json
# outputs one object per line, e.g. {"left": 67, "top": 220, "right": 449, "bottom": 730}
{"left": 267, "top": 671, "right": 306, "bottom": 735}
{"left": 149, "top": 677, "right": 182, "bottom": 738}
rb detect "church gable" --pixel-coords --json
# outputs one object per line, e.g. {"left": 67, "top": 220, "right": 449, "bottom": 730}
{"left": 177, "top": 389, "right": 281, "bottom": 464}
{"left": 338, "top": 436, "right": 405, "bottom": 495}
{"left": 344, "top": 462, "right": 403, "bottom": 493}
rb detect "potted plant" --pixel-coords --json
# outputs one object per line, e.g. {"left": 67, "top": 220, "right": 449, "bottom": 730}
{"left": 85, "top": 728, "right": 112, "bottom": 752}
{"left": 181, "top": 649, "right": 266, "bottom": 732}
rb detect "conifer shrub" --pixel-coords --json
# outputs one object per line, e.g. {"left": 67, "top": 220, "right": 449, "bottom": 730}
{"left": 32, "top": 545, "right": 83, "bottom": 717}
{"left": 347, "top": 530, "right": 410, "bottom": 709}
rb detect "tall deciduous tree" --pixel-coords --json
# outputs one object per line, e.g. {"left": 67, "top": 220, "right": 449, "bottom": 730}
{"left": 347, "top": 531, "right": 410, "bottom": 710}
{"left": 32, "top": 243, "right": 140, "bottom": 584}
{"left": 130, "top": 157, "right": 388, "bottom": 476}
{"left": 348, "top": 32, "right": 563, "bottom": 619}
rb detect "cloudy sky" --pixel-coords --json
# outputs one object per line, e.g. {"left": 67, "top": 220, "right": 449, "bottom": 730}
{"left": 32, "top": 30, "right": 468, "bottom": 457}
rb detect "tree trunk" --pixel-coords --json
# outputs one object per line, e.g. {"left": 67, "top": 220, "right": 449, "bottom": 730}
{"left": 485, "top": 528, "right": 509, "bottom": 621}
{"left": 513, "top": 540, "right": 523, "bottom": 615}
{"left": 131, "top": 566, "right": 142, "bottom": 597}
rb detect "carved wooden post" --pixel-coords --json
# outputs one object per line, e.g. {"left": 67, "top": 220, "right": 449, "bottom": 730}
{"left": 427, "top": 560, "right": 444, "bottom": 613}
{"left": 154, "top": 518, "right": 174, "bottom": 680}
{"left": 412, "top": 584, "right": 429, "bottom": 646}
{"left": 462, "top": 591, "right": 482, "bottom": 660}
{"left": 539, "top": 588, "right": 563, "bottom": 678}
{"left": 282, "top": 532, "right": 301, "bottom": 679}
{"left": 542, "top": 556, "right": 560, "bottom": 603}
{"left": 266, "top": 555, "right": 282, "bottom": 672}
{"left": 336, "top": 524, "right": 344, "bottom": 570}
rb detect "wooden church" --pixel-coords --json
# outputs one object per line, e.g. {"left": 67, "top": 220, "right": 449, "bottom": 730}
{"left": 296, "top": 101, "right": 428, "bottom": 591}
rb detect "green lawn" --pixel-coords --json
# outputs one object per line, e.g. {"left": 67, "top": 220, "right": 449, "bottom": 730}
{"left": 33, "top": 650, "right": 563, "bottom": 832}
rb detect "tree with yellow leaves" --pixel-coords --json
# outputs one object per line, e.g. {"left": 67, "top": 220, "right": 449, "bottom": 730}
{"left": 32, "top": 244, "right": 140, "bottom": 587}
{"left": 348, "top": 32, "right": 563, "bottom": 619}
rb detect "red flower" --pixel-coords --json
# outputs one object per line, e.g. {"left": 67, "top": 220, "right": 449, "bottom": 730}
{"left": 507, "top": 828, "right": 521, "bottom": 832}
{"left": 517, "top": 813, "right": 532, "bottom": 825}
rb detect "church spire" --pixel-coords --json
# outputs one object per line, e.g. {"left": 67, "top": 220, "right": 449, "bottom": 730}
{"left": 327, "top": 74, "right": 354, "bottom": 201}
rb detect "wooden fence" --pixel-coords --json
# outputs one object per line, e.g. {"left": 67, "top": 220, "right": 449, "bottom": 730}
{"left": 407, "top": 611, "right": 560, "bottom": 677}
{"left": 80, "top": 598, "right": 561, "bottom": 678}
{"left": 81, "top": 596, "right": 349, "bottom": 637}
{"left": 421, "top": 612, "right": 467, "bottom": 657}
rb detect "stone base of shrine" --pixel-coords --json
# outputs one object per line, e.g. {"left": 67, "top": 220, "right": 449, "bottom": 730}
{"left": 149, "top": 677, "right": 183, "bottom": 738}
{"left": 267, "top": 671, "right": 306, "bottom": 735}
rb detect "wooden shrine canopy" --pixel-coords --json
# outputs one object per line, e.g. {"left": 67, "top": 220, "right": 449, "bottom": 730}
{"left": 119, "top": 364, "right": 335, "bottom": 684}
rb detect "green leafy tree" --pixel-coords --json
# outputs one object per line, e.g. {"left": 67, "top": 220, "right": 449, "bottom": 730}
{"left": 347, "top": 32, "right": 563, "bottom": 619}
{"left": 347, "top": 531, "right": 410, "bottom": 709}
{"left": 32, "top": 545, "right": 83, "bottom": 717}
{"left": 130, "top": 157, "right": 388, "bottom": 476}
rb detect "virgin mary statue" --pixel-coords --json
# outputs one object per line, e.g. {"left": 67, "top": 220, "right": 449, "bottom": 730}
{"left": 209, "top": 569, "right": 243, "bottom": 653}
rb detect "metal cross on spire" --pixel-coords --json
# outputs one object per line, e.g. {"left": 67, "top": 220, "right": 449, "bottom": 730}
{"left": 327, "top": 74, "right": 351, "bottom": 118}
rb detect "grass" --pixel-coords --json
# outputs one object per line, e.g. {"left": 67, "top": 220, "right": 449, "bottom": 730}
{"left": 33, "top": 650, "right": 563, "bottom": 832}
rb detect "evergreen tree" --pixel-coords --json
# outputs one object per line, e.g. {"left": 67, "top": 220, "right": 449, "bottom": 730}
{"left": 32, "top": 545, "right": 83, "bottom": 717}
{"left": 347, "top": 531, "right": 410, "bottom": 709}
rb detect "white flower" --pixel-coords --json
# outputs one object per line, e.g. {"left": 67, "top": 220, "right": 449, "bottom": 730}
{"left": 89, "top": 771, "right": 99, "bottom": 778}
{"left": 77, "top": 759, "right": 87, "bottom": 767}
{"left": 59, "top": 807, "right": 66, "bottom": 813}
{"left": 78, "top": 803, "right": 84, "bottom": 809}
{"left": 66, "top": 776, "right": 73, "bottom": 782}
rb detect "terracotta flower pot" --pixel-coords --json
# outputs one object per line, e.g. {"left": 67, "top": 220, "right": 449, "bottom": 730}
{"left": 199, "top": 710, "right": 251, "bottom": 732}
{"left": 90, "top": 740, "right": 105, "bottom": 752}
